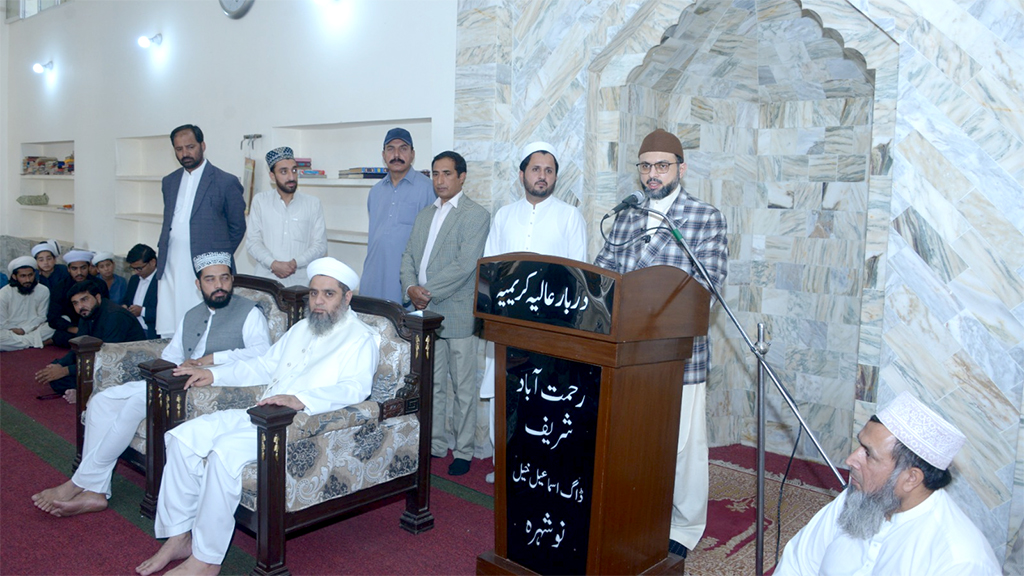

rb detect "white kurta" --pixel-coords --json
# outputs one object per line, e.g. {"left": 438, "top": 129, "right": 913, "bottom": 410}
{"left": 775, "top": 488, "right": 1001, "bottom": 576}
{"left": 72, "top": 307, "right": 270, "bottom": 497}
{"left": 131, "top": 272, "right": 156, "bottom": 333}
{"left": 245, "top": 190, "right": 327, "bottom": 288}
{"left": 156, "top": 161, "right": 207, "bottom": 337}
{"left": 0, "top": 284, "right": 54, "bottom": 351}
{"left": 155, "top": 311, "right": 379, "bottom": 564}
{"left": 480, "top": 196, "right": 588, "bottom": 399}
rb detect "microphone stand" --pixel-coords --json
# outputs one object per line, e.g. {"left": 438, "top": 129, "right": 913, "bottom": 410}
{"left": 638, "top": 203, "right": 848, "bottom": 575}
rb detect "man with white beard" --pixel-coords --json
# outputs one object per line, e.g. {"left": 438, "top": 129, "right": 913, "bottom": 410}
{"left": 775, "top": 392, "right": 1000, "bottom": 576}
{"left": 135, "top": 257, "right": 378, "bottom": 576}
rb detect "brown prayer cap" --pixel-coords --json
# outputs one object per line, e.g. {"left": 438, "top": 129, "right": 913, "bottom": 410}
{"left": 639, "top": 129, "right": 684, "bottom": 159}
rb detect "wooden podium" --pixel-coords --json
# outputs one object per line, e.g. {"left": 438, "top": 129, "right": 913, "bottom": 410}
{"left": 474, "top": 254, "right": 711, "bottom": 576}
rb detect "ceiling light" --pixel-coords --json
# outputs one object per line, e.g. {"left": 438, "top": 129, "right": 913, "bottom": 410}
{"left": 138, "top": 33, "right": 163, "bottom": 48}
{"left": 32, "top": 61, "right": 53, "bottom": 74}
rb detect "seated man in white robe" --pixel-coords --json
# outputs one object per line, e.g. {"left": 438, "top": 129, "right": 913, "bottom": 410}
{"left": 1, "top": 256, "right": 54, "bottom": 351}
{"left": 136, "top": 257, "right": 378, "bottom": 576}
{"left": 775, "top": 392, "right": 1000, "bottom": 576}
{"left": 31, "top": 251, "right": 271, "bottom": 517}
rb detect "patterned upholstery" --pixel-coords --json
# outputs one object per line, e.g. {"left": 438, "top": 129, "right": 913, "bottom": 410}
{"left": 92, "top": 339, "right": 171, "bottom": 395}
{"left": 240, "top": 414, "right": 419, "bottom": 512}
{"left": 235, "top": 287, "right": 290, "bottom": 343}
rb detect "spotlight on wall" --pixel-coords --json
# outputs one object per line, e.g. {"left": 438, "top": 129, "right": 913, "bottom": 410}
{"left": 32, "top": 61, "right": 54, "bottom": 74}
{"left": 137, "top": 33, "right": 163, "bottom": 48}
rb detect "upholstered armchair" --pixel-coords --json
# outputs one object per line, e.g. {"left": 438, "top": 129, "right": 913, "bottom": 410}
{"left": 70, "top": 275, "right": 308, "bottom": 518}
{"left": 147, "top": 295, "right": 443, "bottom": 576}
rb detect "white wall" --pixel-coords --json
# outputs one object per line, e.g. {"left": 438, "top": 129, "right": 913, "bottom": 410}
{"left": 2, "top": 0, "right": 458, "bottom": 273}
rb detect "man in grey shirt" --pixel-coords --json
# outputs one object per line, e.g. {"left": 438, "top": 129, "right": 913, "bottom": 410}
{"left": 361, "top": 127, "right": 435, "bottom": 304}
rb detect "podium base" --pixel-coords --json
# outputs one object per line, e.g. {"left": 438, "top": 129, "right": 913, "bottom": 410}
{"left": 476, "top": 550, "right": 685, "bottom": 575}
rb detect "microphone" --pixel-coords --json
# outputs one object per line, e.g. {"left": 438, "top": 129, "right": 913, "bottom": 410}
{"left": 610, "top": 190, "right": 645, "bottom": 214}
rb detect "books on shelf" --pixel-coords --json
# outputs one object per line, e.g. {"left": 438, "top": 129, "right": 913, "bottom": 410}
{"left": 295, "top": 157, "right": 312, "bottom": 168}
{"left": 338, "top": 167, "right": 387, "bottom": 179}
{"left": 22, "top": 154, "right": 75, "bottom": 176}
{"left": 299, "top": 169, "right": 326, "bottom": 178}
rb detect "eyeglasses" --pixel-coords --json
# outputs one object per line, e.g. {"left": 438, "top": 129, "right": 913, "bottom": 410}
{"left": 636, "top": 161, "right": 680, "bottom": 174}
{"left": 130, "top": 263, "right": 150, "bottom": 272}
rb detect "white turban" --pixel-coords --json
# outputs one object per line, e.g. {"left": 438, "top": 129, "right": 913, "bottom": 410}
{"left": 8, "top": 256, "right": 37, "bottom": 275}
{"left": 307, "top": 257, "right": 359, "bottom": 291}
{"left": 92, "top": 251, "right": 115, "bottom": 265}
{"left": 63, "top": 250, "right": 94, "bottom": 264}
{"left": 877, "top": 392, "right": 966, "bottom": 470}
{"left": 31, "top": 240, "right": 59, "bottom": 258}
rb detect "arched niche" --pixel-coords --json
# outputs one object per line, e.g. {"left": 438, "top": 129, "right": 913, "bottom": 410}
{"left": 586, "top": 0, "right": 899, "bottom": 463}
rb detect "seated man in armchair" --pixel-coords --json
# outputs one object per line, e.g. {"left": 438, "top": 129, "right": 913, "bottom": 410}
{"left": 32, "top": 251, "right": 271, "bottom": 517}
{"left": 136, "top": 257, "right": 378, "bottom": 576}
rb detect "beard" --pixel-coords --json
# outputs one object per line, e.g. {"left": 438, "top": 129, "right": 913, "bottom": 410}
{"left": 307, "top": 303, "right": 347, "bottom": 336}
{"left": 523, "top": 177, "right": 555, "bottom": 200}
{"left": 203, "top": 289, "right": 232, "bottom": 310}
{"left": 837, "top": 468, "right": 903, "bottom": 540}
{"left": 16, "top": 279, "right": 38, "bottom": 295}
{"left": 643, "top": 173, "right": 680, "bottom": 200}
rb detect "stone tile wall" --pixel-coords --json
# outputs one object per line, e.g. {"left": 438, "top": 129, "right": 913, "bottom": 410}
{"left": 456, "top": 0, "right": 1024, "bottom": 566}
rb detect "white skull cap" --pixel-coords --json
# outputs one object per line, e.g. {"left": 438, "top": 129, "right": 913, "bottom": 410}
{"left": 521, "top": 141, "right": 557, "bottom": 165}
{"left": 876, "top": 391, "right": 966, "bottom": 470}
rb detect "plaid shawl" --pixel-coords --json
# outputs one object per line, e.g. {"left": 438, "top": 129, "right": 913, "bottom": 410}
{"left": 594, "top": 188, "right": 728, "bottom": 384}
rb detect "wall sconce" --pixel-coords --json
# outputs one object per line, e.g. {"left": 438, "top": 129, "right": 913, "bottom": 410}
{"left": 137, "top": 33, "right": 163, "bottom": 48}
{"left": 32, "top": 61, "right": 53, "bottom": 74}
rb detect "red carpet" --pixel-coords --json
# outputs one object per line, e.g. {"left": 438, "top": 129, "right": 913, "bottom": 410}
{"left": 2, "top": 346, "right": 840, "bottom": 575}
{"left": 0, "top": 431, "right": 159, "bottom": 575}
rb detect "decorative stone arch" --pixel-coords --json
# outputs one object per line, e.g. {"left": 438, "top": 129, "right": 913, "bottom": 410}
{"left": 585, "top": 0, "right": 899, "bottom": 462}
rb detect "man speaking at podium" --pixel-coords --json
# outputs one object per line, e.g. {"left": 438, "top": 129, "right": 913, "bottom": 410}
{"left": 594, "top": 129, "right": 728, "bottom": 558}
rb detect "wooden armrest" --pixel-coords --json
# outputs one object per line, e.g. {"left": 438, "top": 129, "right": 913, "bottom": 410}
{"left": 248, "top": 404, "right": 298, "bottom": 430}
{"left": 70, "top": 335, "right": 104, "bottom": 355}
{"left": 140, "top": 358, "right": 176, "bottom": 379}
{"left": 153, "top": 367, "right": 188, "bottom": 392}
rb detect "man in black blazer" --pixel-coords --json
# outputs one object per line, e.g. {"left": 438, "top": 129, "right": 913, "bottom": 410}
{"left": 121, "top": 244, "right": 160, "bottom": 340}
{"left": 155, "top": 124, "right": 246, "bottom": 337}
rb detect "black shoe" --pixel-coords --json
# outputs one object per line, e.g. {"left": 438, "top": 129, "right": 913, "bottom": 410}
{"left": 669, "top": 539, "right": 688, "bottom": 559}
{"left": 448, "top": 458, "right": 471, "bottom": 476}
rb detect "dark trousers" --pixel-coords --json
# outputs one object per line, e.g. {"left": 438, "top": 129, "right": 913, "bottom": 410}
{"left": 50, "top": 373, "right": 76, "bottom": 394}
{"left": 52, "top": 329, "right": 75, "bottom": 349}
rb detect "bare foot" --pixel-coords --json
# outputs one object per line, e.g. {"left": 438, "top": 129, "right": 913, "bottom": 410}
{"left": 64, "top": 389, "right": 77, "bottom": 404}
{"left": 136, "top": 533, "right": 192, "bottom": 576}
{"left": 32, "top": 480, "right": 83, "bottom": 515}
{"left": 165, "top": 556, "right": 220, "bottom": 575}
{"left": 51, "top": 490, "right": 107, "bottom": 517}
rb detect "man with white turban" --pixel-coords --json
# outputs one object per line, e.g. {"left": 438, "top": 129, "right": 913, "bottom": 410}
{"left": 775, "top": 392, "right": 1000, "bottom": 576}
{"left": 1, "top": 256, "right": 54, "bottom": 351}
{"left": 137, "top": 257, "right": 379, "bottom": 576}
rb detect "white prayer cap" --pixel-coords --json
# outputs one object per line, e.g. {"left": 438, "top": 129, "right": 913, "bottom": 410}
{"left": 192, "top": 252, "right": 233, "bottom": 274}
{"left": 63, "top": 250, "right": 94, "bottom": 264}
{"left": 92, "top": 251, "right": 115, "bottom": 265}
{"left": 521, "top": 141, "right": 557, "bottom": 165}
{"left": 31, "top": 240, "right": 59, "bottom": 258}
{"left": 877, "top": 391, "right": 966, "bottom": 470}
{"left": 307, "top": 257, "right": 359, "bottom": 291}
{"left": 8, "top": 256, "right": 37, "bottom": 275}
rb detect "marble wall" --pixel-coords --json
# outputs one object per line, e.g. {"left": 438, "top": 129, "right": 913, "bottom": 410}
{"left": 456, "top": 0, "right": 1024, "bottom": 567}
